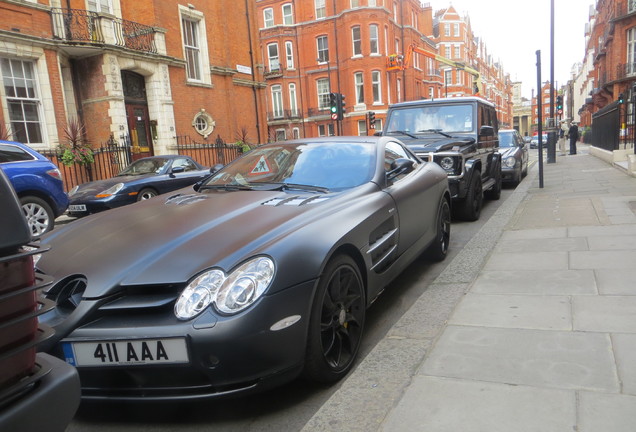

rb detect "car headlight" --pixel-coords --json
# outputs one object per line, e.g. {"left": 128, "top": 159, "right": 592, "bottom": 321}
{"left": 96, "top": 183, "right": 124, "bottom": 198}
{"left": 174, "top": 256, "right": 275, "bottom": 320}
{"left": 439, "top": 156, "right": 455, "bottom": 171}
{"left": 504, "top": 157, "right": 517, "bottom": 168}
{"left": 68, "top": 185, "right": 79, "bottom": 196}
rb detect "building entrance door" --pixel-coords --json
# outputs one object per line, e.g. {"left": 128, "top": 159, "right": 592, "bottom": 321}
{"left": 122, "top": 71, "right": 153, "bottom": 160}
{"left": 126, "top": 104, "right": 153, "bottom": 160}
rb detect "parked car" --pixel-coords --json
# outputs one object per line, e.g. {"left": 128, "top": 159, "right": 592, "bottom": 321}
{"left": 382, "top": 97, "right": 502, "bottom": 221}
{"left": 498, "top": 129, "right": 529, "bottom": 185}
{"left": 37, "top": 137, "right": 450, "bottom": 401}
{"left": 67, "top": 155, "right": 213, "bottom": 217}
{"left": 530, "top": 133, "right": 548, "bottom": 149}
{"left": 0, "top": 169, "right": 79, "bottom": 432}
{"left": 0, "top": 140, "right": 69, "bottom": 237}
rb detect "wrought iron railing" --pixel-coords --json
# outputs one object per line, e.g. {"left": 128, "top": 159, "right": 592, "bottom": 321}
{"left": 616, "top": 63, "right": 636, "bottom": 80}
{"left": 267, "top": 109, "right": 301, "bottom": 121}
{"left": 50, "top": 8, "right": 157, "bottom": 54}
{"left": 175, "top": 136, "right": 242, "bottom": 167}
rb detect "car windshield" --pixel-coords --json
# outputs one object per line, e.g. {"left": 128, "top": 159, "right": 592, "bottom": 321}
{"left": 385, "top": 104, "right": 474, "bottom": 134}
{"left": 203, "top": 142, "right": 376, "bottom": 191}
{"left": 118, "top": 158, "right": 170, "bottom": 176}
{"left": 499, "top": 132, "right": 515, "bottom": 148}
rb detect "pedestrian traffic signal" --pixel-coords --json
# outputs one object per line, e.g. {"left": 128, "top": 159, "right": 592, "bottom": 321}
{"left": 556, "top": 95, "right": 563, "bottom": 111}
{"left": 619, "top": 93, "right": 625, "bottom": 104}
{"left": 337, "top": 93, "right": 346, "bottom": 120}
{"left": 329, "top": 92, "right": 338, "bottom": 117}
{"left": 368, "top": 111, "right": 376, "bottom": 129}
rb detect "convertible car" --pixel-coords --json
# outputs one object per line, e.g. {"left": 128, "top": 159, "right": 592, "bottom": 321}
{"left": 37, "top": 137, "right": 450, "bottom": 401}
{"left": 67, "top": 155, "right": 212, "bottom": 217}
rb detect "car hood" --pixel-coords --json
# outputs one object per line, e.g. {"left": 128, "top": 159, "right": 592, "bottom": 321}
{"left": 497, "top": 147, "right": 517, "bottom": 158}
{"left": 70, "top": 175, "right": 153, "bottom": 198}
{"left": 39, "top": 187, "right": 361, "bottom": 298}
{"left": 387, "top": 135, "right": 476, "bottom": 153}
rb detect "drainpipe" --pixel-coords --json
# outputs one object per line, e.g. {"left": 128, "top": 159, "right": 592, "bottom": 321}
{"left": 245, "top": 0, "right": 262, "bottom": 143}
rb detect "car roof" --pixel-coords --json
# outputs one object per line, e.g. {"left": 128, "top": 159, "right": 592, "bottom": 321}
{"left": 389, "top": 96, "right": 496, "bottom": 109}
{"left": 0, "top": 140, "right": 46, "bottom": 161}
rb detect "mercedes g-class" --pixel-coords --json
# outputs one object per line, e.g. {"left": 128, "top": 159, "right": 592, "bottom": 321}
{"left": 382, "top": 97, "right": 501, "bottom": 221}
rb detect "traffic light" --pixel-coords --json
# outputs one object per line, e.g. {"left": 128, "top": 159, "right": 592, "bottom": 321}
{"left": 368, "top": 111, "right": 376, "bottom": 129}
{"left": 556, "top": 95, "right": 563, "bottom": 111}
{"left": 337, "top": 93, "right": 346, "bottom": 120}
{"left": 329, "top": 92, "right": 338, "bottom": 118}
{"left": 619, "top": 93, "right": 625, "bottom": 104}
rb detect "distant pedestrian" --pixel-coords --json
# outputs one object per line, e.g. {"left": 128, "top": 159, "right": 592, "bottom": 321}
{"left": 567, "top": 122, "right": 579, "bottom": 155}
{"left": 558, "top": 121, "right": 568, "bottom": 156}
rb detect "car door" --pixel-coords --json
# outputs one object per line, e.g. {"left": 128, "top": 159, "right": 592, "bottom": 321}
{"left": 152, "top": 158, "right": 203, "bottom": 193}
{"left": 382, "top": 141, "right": 437, "bottom": 255}
{"left": 515, "top": 131, "right": 528, "bottom": 170}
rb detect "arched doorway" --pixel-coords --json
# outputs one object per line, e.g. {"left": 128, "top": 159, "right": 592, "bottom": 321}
{"left": 122, "top": 71, "right": 153, "bottom": 160}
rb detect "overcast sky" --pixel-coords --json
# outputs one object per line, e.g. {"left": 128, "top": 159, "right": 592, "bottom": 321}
{"left": 429, "top": 0, "right": 593, "bottom": 99}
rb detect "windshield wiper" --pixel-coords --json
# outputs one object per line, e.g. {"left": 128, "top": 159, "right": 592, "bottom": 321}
{"left": 386, "top": 130, "right": 418, "bottom": 139}
{"left": 262, "top": 182, "right": 330, "bottom": 193}
{"left": 418, "top": 129, "right": 452, "bottom": 138}
{"left": 199, "top": 184, "right": 254, "bottom": 191}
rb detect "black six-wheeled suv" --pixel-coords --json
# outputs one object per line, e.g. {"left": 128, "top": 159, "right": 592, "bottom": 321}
{"left": 382, "top": 97, "right": 501, "bottom": 221}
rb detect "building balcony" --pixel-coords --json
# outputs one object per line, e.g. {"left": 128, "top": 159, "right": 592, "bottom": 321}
{"left": 263, "top": 65, "right": 283, "bottom": 79}
{"left": 267, "top": 109, "right": 302, "bottom": 122}
{"left": 50, "top": 8, "right": 165, "bottom": 56}
{"left": 616, "top": 63, "right": 636, "bottom": 81}
{"left": 614, "top": 1, "right": 636, "bottom": 21}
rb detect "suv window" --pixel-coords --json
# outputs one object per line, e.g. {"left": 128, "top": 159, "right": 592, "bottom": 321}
{"left": 0, "top": 144, "right": 35, "bottom": 163}
{"left": 386, "top": 104, "right": 473, "bottom": 134}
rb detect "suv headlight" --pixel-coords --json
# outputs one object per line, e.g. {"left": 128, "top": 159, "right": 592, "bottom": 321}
{"left": 175, "top": 256, "right": 275, "bottom": 320}
{"left": 435, "top": 155, "right": 461, "bottom": 175}
{"left": 439, "top": 156, "right": 455, "bottom": 170}
{"left": 504, "top": 157, "right": 517, "bottom": 168}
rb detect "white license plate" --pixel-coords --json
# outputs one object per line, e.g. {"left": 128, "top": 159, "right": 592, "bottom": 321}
{"left": 62, "top": 338, "right": 189, "bottom": 367}
{"left": 68, "top": 204, "right": 87, "bottom": 212}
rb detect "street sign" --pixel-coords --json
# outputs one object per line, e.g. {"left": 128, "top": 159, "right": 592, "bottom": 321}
{"left": 331, "top": 113, "right": 338, "bottom": 120}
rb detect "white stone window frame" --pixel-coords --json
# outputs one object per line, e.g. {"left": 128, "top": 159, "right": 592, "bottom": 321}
{"left": 192, "top": 109, "right": 215, "bottom": 139}
{"left": 285, "top": 41, "right": 295, "bottom": 70}
{"left": 315, "top": 0, "right": 326, "bottom": 19}
{"left": 371, "top": 70, "right": 382, "bottom": 104}
{"left": 354, "top": 71, "right": 364, "bottom": 105}
{"left": 352, "top": 26, "right": 362, "bottom": 57}
{"left": 0, "top": 58, "right": 46, "bottom": 145}
{"left": 267, "top": 43, "right": 280, "bottom": 72}
{"left": 369, "top": 24, "right": 379, "bottom": 56}
{"left": 282, "top": 3, "right": 294, "bottom": 25}
{"left": 263, "top": 8, "right": 274, "bottom": 28}
{"left": 317, "top": 35, "right": 329, "bottom": 64}
{"left": 179, "top": 6, "right": 211, "bottom": 86}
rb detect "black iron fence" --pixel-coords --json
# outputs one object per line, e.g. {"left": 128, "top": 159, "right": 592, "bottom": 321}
{"left": 174, "top": 136, "right": 243, "bottom": 168}
{"left": 591, "top": 101, "right": 621, "bottom": 152}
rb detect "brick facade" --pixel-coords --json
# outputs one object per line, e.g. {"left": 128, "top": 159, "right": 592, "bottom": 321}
{"left": 0, "top": 0, "right": 266, "bottom": 159}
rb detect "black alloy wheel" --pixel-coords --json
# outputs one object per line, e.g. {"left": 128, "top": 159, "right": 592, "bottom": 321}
{"left": 426, "top": 198, "right": 451, "bottom": 262}
{"left": 304, "top": 254, "right": 365, "bottom": 383}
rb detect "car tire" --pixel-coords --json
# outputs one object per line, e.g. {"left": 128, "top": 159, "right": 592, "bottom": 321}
{"left": 20, "top": 196, "right": 54, "bottom": 237}
{"left": 426, "top": 198, "right": 451, "bottom": 262}
{"left": 484, "top": 159, "right": 501, "bottom": 201}
{"left": 456, "top": 171, "right": 483, "bottom": 221}
{"left": 137, "top": 188, "right": 158, "bottom": 201}
{"left": 304, "top": 254, "right": 365, "bottom": 383}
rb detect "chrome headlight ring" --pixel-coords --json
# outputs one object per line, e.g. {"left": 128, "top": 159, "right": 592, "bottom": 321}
{"left": 174, "top": 256, "right": 276, "bottom": 320}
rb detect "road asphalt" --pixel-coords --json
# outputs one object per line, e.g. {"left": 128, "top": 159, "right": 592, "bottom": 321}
{"left": 302, "top": 143, "right": 636, "bottom": 432}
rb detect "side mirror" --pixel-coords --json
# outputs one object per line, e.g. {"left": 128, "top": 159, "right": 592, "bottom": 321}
{"left": 387, "top": 158, "right": 415, "bottom": 182}
{"left": 170, "top": 166, "right": 185, "bottom": 175}
{"left": 479, "top": 125, "right": 494, "bottom": 137}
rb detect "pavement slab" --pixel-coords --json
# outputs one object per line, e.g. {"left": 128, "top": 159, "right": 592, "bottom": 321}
{"left": 421, "top": 326, "right": 620, "bottom": 392}
{"left": 578, "top": 391, "right": 636, "bottom": 432}
{"left": 611, "top": 333, "right": 636, "bottom": 396}
{"left": 471, "top": 270, "right": 598, "bottom": 295}
{"left": 573, "top": 296, "right": 636, "bottom": 333}
{"left": 381, "top": 376, "right": 576, "bottom": 432}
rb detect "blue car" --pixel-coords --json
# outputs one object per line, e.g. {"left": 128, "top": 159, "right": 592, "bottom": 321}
{"left": 67, "top": 155, "right": 213, "bottom": 217}
{"left": 0, "top": 140, "right": 69, "bottom": 237}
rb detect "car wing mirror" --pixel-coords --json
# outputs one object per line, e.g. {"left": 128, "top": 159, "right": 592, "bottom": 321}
{"left": 479, "top": 125, "right": 494, "bottom": 137}
{"left": 387, "top": 158, "right": 415, "bottom": 182}
{"left": 170, "top": 166, "right": 186, "bottom": 176}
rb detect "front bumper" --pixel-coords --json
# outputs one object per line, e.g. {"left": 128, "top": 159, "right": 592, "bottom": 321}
{"left": 67, "top": 195, "right": 133, "bottom": 217}
{"left": 0, "top": 354, "right": 80, "bottom": 432}
{"left": 49, "top": 279, "right": 315, "bottom": 401}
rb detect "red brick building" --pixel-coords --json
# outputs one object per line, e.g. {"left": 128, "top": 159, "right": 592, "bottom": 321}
{"left": 0, "top": 0, "right": 266, "bottom": 157}
{"left": 579, "top": 0, "right": 636, "bottom": 126}
{"left": 256, "top": 1, "right": 513, "bottom": 138}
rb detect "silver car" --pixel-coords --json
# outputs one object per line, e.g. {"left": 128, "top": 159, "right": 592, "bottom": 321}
{"left": 498, "top": 129, "right": 528, "bottom": 185}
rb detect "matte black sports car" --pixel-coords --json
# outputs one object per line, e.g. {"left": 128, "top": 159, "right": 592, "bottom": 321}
{"left": 67, "top": 155, "right": 212, "bottom": 217}
{"left": 38, "top": 137, "right": 450, "bottom": 401}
